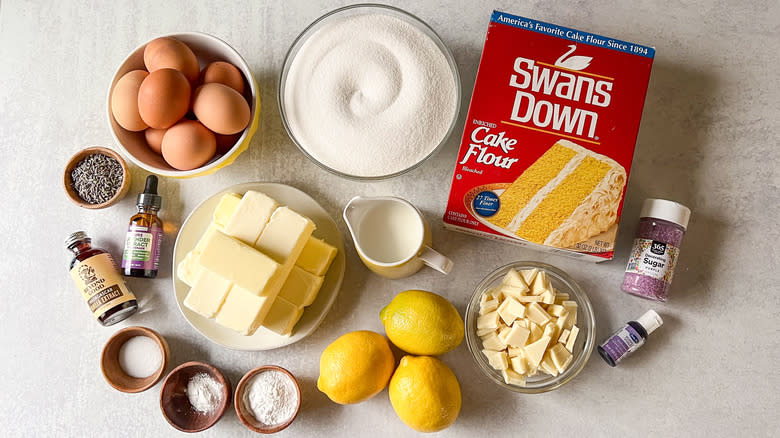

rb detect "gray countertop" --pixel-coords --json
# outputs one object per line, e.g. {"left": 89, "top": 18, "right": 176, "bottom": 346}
{"left": 0, "top": 0, "right": 777, "bottom": 436}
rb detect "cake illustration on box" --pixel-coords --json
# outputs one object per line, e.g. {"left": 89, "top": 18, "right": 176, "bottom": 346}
{"left": 485, "top": 139, "right": 626, "bottom": 248}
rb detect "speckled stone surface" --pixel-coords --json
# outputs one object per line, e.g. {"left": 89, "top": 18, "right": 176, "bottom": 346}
{"left": 0, "top": 1, "right": 778, "bottom": 436}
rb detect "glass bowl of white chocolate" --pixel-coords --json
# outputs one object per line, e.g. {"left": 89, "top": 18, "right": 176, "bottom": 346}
{"left": 465, "top": 262, "right": 595, "bottom": 393}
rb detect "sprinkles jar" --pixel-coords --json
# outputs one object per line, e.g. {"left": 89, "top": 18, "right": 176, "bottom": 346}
{"left": 621, "top": 199, "right": 691, "bottom": 301}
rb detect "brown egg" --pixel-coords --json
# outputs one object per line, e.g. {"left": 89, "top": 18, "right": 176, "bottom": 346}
{"left": 144, "top": 128, "right": 167, "bottom": 154}
{"left": 143, "top": 37, "right": 199, "bottom": 83}
{"left": 111, "top": 70, "right": 149, "bottom": 131}
{"left": 193, "top": 83, "right": 250, "bottom": 135}
{"left": 161, "top": 120, "right": 216, "bottom": 170}
{"left": 200, "top": 61, "right": 245, "bottom": 94}
{"left": 214, "top": 132, "right": 242, "bottom": 155}
{"left": 138, "top": 68, "right": 191, "bottom": 129}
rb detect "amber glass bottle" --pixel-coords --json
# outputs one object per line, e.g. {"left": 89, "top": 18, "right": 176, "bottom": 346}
{"left": 122, "top": 175, "right": 163, "bottom": 278}
{"left": 67, "top": 231, "right": 138, "bottom": 326}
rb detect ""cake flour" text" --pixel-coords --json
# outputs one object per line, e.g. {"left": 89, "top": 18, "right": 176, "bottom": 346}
{"left": 458, "top": 126, "right": 520, "bottom": 168}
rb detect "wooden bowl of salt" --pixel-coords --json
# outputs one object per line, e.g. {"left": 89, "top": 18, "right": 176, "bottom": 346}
{"left": 101, "top": 326, "right": 169, "bottom": 393}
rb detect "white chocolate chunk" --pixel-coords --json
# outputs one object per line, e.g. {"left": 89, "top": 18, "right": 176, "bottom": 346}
{"left": 542, "top": 321, "right": 558, "bottom": 341}
{"left": 483, "top": 349, "right": 508, "bottom": 371}
{"left": 480, "top": 297, "right": 499, "bottom": 315}
{"left": 477, "top": 327, "right": 496, "bottom": 337}
{"left": 481, "top": 332, "right": 505, "bottom": 350}
{"left": 502, "top": 269, "right": 529, "bottom": 290}
{"left": 503, "top": 323, "right": 531, "bottom": 348}
{"left": 558, "top": 329, "right": 571, "bottom": 345}
{"left": 547, "top": 304, "right": 565, "bottom": 317}
{"left": 523, "top": 335, "right": 551, "bottom": 368}
{"left": 550, "top": 343, "right": 574, "bottom": 373}
{"left": 526, "top": 302, "right": 552, "bottom": 326}
{"left": 497, "top": 296, "right": 525, "bottom": 325}
{"left": 529, "top": 322, "right": 543, "bottom": 343}
{"left": 566, "top": 325, "right": 580, "bottom": 352}
{"left": 519, "top": 268, "right": 538, "bottom": 285}
{"left": 507, "top": 347, "right": 523, "bottom": 357}
{"left": 502, "top": 368, "right": 526, "bottom": 386}
{"left": 510, "top": 354, "right": 528, "bottom": 374}
{"left": 540, "top": 352, "right": 559, "bottom": 376}
{"left": 477, "top": 310, "right": 500, "bottom": 330}
{"left": 531, "top": 271, "right": 550, "bottom": 295}
{"left": 539, "top": 289, "right": 555, "bottom": 305}
{"left": 516, "top": 295, "right": 544, "bottom": 303}
{"left": 562, "top": 301, "right": 578, "bottom": 328}
{"left": 554, "top": 292, "right": 570, "bottom": 304}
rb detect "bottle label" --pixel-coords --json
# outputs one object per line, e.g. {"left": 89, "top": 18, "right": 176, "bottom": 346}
{"left": 121, "top": 224, "right": 163, "bottom": 270}
{"left": 600, "top": 325, "right": 645, "bottom": 364}
{"left": 625, "top": 238, "right": 679, "bottom": 283}
{"left": 70, "top": 253, "right": 136, "bottom": 319}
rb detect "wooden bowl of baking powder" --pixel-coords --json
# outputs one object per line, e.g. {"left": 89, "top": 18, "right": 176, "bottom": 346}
{"left": 235, "top": 365, "right": 301, "bottom": 433}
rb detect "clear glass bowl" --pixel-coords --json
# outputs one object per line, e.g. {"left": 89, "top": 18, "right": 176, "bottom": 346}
{"left": 277, "top": 4, "right": 461, "bottom": 181}
{"left": 465, "top": 262, "right": 596, "bottom": 393}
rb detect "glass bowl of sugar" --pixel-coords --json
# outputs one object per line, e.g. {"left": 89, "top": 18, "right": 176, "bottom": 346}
{"left": 279, "top": 4, "right": 461, "bottom": 181}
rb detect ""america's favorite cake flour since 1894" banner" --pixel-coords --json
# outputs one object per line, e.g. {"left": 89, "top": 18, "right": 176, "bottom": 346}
{"left": 444, "top": 11, "right": 655, "bottom": 261}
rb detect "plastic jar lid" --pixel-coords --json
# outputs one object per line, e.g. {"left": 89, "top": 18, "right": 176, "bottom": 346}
{"left": 640, "top": 198, "right": 691, "bottom": 230}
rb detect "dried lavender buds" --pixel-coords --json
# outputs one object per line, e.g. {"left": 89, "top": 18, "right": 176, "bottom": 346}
{"left": 70, "top": 154, "right": 124, "bottom": 204}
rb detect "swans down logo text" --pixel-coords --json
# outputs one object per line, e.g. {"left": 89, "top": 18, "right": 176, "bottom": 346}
{"left": 509, "top": 53, "right": 613, "bottom": 139}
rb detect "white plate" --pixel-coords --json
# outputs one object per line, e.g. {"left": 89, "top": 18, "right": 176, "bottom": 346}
{"left": 172, "top": 182, "right": 346, "bottom": 350}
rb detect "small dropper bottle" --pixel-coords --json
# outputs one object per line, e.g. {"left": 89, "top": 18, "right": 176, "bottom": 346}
{"left": 598, "top": 310, "right": 663, "bottom": 366}
{"left": 122, "top": 175, "right": 163, "bottom": 278}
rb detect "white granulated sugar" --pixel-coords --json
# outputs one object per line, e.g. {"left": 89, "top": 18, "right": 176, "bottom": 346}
{"left": 243, "top": 370, "right": 298, "bottom": 426}
{"left": 284, "top": 13, "right": 458, "bottom": 177}
{"left": 118, "top": 335, "right": 161, "bottom": 378}
{"left": 186, "top": 372, "right": 223, "bottom": 413}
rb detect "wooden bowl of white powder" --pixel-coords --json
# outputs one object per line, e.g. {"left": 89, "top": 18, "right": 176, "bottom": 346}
{"left": 235, "top": 365, "right": 301, "bottom": 433}
{"left": 279, "top": 4, "right": 460, "bottom": 180}
{"left": 159, "top": 361, "right": 231, "bottom": 432}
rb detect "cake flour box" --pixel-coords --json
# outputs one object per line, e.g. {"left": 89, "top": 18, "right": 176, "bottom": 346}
{"left": 443, "top": 11, "right": 654, "bottom": 261}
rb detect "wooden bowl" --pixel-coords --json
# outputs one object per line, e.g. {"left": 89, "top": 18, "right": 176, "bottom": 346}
{"left": 101, "top": 326, "right": 169, "bottom": 393}
{"left": 234, "top": 365, "right": 301, "bottom": 433}
{"left": 159, "top": 361, "right": 231, "bottom": 433}
{"left": 64, "top": 146, "right": 131, "bottom": 209}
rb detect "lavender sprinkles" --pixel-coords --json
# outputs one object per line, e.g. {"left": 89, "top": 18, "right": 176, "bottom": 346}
{"left": 71, "top": 154, "right": 124, "bottom": 204}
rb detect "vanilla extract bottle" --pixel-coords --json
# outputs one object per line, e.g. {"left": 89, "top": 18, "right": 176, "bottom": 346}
{"left": 67, "top": 231, "right": 138, "bottom": 326}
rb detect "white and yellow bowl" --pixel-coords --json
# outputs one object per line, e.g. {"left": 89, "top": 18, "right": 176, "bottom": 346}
{"left": 107, "top": 32, "right": 260, "bottom": 178}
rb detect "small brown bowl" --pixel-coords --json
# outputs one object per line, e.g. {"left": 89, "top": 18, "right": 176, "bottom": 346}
{"left": 234, "top": 365, "right": 301, "bottom": 433}
{"left": 64, "top": 146, "right": 131, "bottom": 209}
{"left": 101, "top": 326, "right": 169, "bottom": 393}
{"left": 160, "top": 361, "right": 232, "bottom": 433}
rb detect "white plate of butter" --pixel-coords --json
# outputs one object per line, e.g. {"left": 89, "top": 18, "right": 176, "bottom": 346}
{"left": 172, "top": 182, "right": 345, "bottom": 350}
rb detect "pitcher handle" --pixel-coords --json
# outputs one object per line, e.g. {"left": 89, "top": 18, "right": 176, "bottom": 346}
{"left": 419, "top": 246, "right": 453, "bottom": 275}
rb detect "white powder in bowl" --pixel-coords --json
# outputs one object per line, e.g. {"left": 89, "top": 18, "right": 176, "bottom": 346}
{"left": 283, "top": 12, "right": 458, "bottom": 177}
{"left": 243, "top": 370, "right": 298, "bottom": 426}
{"left": 118, "top": 335, "right": 161, "bottom": 378}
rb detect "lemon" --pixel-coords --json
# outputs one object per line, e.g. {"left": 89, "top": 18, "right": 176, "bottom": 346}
{"left": 380, "top": 290, "right": 464, "bottom": 356}
{"left": 389, "top": 356, "right": 462, "bottom": 433}
{"left": 317, "top": 330, "right": 396, "bottom": 405}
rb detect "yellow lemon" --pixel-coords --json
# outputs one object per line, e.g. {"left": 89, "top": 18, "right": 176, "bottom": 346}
{"left": 380, "top": 290, "right": 464, "bottom": 356}
{"left": 388, "top": 355, "right": 461, "bottom": 433}
{"left": 317, "top": 330, "right": 395, "bottom": 404}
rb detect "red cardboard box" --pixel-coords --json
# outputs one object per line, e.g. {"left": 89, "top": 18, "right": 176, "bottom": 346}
{"left": 443, "top": 11, "right": 654, "bottom": 261}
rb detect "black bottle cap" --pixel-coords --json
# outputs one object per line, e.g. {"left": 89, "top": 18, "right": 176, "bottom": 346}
{"left": 137, "top": 175, "right": 162, "bottom": 211}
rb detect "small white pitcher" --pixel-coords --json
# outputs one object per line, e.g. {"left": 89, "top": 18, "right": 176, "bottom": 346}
{"left": 343, "top": 196, "right": 453, "bottom": 279}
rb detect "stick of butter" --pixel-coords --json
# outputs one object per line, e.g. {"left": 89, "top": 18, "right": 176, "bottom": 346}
{"left": 295, "top": 236, "right": 337, "bottom": 276}
{"left": 216, "top": 287, "right": 275, "bottom": 336}
{"left": 184, "top": 270, "right": 232, "bottom": 318}
{"left": 262, "top": 296, "right": 304, "bottom": 336}
{"left": 198, "top": 230, "right": 281, "bottom": 296}
{"left": 224, "top": 191, "right": 278, "bottom": 246}
{"left": 278, "top": 265, "right": 324, "bottom": 307}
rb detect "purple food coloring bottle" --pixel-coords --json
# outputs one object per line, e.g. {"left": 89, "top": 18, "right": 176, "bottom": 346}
{"left": 621, "top": 198, "right": 691, "bottom": 301}
{"left": 598, "top": 310, "right": 662, "bottom": 366}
